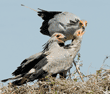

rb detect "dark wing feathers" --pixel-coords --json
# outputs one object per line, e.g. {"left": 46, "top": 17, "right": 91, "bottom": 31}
{"left": 12, "top": 38, "right": 54, "bottom": 76}
{"left": 12, "top": 54, "right": 47, "bottom": 76}
{"left": 12, "top": 69, "right": 48, "bottom": 86}
{"left": 37, "top": 8, "right": 61, "bottom": 20}
{"left": 34, "top": 57, "right": 48, "bottom": 70}
{"left": 42, "top": 40, "right": 54, "bottom": 53}
{"left": 11, "top": 58, "right": 49, "bottom": 86}
{"left": 37, "top": 9, "right": 61, "bottom": 36}
{"left": 40, "top": 21, "right": 50, "bottom": 36}
{"left": 29, "top": 69, "right": 48, "bottom": 82}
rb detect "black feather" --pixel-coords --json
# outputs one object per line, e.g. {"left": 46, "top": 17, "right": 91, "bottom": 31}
{"left": 37, "top": 9, "right": 61, "bottom": 36}
{"left": 1, "top": 79, "right": 9, "bottom": 82}
{"left": 12, "top": 54, "right": 47, "bottom": 76}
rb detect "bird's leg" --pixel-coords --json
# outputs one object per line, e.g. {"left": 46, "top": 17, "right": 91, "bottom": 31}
{"left": 68, "top": 69, "right": 71, "bottom": 80}
{"left": 59, "top": 71, "right": 67, "bottom": 79}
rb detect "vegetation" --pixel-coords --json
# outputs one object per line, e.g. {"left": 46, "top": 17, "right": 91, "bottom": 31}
{"left": 1, "top": 56, "right": 110, "bottom": 94}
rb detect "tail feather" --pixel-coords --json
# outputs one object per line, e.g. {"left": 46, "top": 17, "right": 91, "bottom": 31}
{"left": 1, "top": 79, "right": 9, "bottom": 82}
{"left": 12, "top": 74, "right": 32, "bottom": 86}
{"left": 12, "top": 66, "right": 22, "bottom": 76}
{"left": 1, "top": 74, "right": 23, "bottom": 82}
{"left": 29, "top": 69, "right": 48, "bottom": 81}
{"left": 12, "top": 79, "right": 25, "bottom": 86}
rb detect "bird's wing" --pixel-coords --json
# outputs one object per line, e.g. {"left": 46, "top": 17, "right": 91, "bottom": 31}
{"left": 38, "top": 9, "right": 61, "bottom": 36}
{"left": 12, "top": 39, "right": 54, "bottom": 76}
{"left": 48, "top": 12, "right": 80, "bottom": 39}
{"left": 1, "top": 74, "right": 23, "bottom": 82}
{"left": 37, "top": 9, "right": 82, "bottom": 40}
{"left": 12, "top": 52, "right": 46, "bottom": 76}
{"left": 42, "top": 49, "right": 73, "bottom": 74}
{"left": 49, "top": 12, "right": 80, "bottom": 25}
{"left": 37, "top": 8, "right": 62, "bottom": 20}
{"left": 21, "top": 5, "right": 84, "bottom": 39}
{"left": 11, "top": 48, "right": 55, "bottom": 84}
{"left": 21, "top": 52, "right": 42, "bottom": 65}
{"left": 22, "top": 57, "right": 49, "bottom": 82}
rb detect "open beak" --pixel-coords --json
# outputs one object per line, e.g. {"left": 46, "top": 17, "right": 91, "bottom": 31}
{"left": 75, "top": 29, "right": 85, "bottom": 36}
{"left": 82, "top": 26, "right": 85, "bottom": 31}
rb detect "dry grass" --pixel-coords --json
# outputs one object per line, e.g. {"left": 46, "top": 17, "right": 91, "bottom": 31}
{"left": 1, "top": 56, "right": 110, "bottom": 94}
{"left": 1, "top": 68, "right": 110, "bottom": 94}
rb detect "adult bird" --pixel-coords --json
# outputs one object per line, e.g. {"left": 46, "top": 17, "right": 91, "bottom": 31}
{"left": 1, "top": 28, "right": 85, "bottom": 86}
{"left": 1, "top": 33, "right": 66, "bottom": 85}
{"left": 21, "top": 4, "right": 87, "bottom": 41}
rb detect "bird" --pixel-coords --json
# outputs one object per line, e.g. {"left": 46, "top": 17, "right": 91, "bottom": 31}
{"left": 1, "top": 28, "right": 85, "bottom": 86}
{"left": 24, "top": 28, "right": 85, "bottom": 84}
{"left": 1, "top": 33, "right": 66, "bottom": 85}
{"left": 21, "top": 4, "right": 87, "bottom": 41}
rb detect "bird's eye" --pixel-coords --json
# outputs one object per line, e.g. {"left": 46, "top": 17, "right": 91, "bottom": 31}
{"left": 79, "top": 22, "right": 83, "bottom": 25}
{"left": 79, "top": 20, "right": 83, "bottom": 25}
{"left": 56, "top": 35, "right": 60, "bottom": 37}
{"left": 79, "top": 22, "right": 84, "bottom": 27}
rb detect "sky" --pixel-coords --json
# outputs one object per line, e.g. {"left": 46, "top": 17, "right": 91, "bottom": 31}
{"left": 0, "top": 0, "right": 110, "bottom": 84}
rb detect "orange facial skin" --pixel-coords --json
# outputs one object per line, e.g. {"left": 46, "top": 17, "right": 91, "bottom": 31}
{"left": 55, "top": 34, "right": 65, "bottom": 39}
{"left": 55, "top": 34, "right": 65, "bottom": 43}
{"left": 79, "top": 20, "right": 87, "bottom": 28}
{"left": 79, "top": 20, "right": 84, "bottom": 27}
{"left": 76, "top": 29, "right": 85, "bottom": 36}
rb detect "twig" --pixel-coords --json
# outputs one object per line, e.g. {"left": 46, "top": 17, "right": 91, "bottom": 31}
{"left": 21, "top": 4, "right": 38, "bottom": 12}
{"left": 101, "top": 56, "right": 110, "bottom": 69}
{"left": 73, "top": 60, "right": 84, "bottom": 82}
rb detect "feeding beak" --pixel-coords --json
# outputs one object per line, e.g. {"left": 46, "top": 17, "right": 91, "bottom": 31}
{"left": 82, "top": 26, "right": 85, "bottom": 31}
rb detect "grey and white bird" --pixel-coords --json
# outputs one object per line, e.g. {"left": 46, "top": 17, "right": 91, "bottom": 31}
{"left": 21, "top": 4, "right": 87, "bottom": 41}
{"left": 1, "top": 28, "right": 85, "bottom": 85}
{"left": 1, "top": 33, "right": 66, "bottom": 84}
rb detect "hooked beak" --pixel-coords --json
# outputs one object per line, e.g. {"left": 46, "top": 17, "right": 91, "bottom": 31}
{"left": 64, "top": 36, "right": 67, "bottom": 40}
{"left": 62, "top": 36, "right": 67, "bottom": 42}
{"left": 82, "top": 26, "right": 85, "bottom": 31}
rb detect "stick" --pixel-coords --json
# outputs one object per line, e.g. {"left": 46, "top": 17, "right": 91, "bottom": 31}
{"left": 73, "top": 60, "right": 84, "bottom": 82}
{"left": 21, "top": 4, "right": 38, "bottom": 12}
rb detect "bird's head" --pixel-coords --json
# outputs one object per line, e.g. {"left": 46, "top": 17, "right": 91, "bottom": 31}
{"left": 51, "top": 33, "right": 67, "bottom": 43}
{"left": 73, "top": 28, "right": 85, "bottom": 39}
{"left": 79, "top": 20, "right": 87, "bottom": 31}
{"left": 42, "top": 33, "right": 66, "bottom": 52}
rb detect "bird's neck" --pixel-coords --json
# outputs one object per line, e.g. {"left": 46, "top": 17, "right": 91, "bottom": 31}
{"left": 50, "top": 41, "right": 60, "bottom": 48}
{"left": 67, "top": 37, "right": 82, "bottom": 58}
{"left": 47, "top": 41, "right": 61, "bottom": 52}
{"left": 71, "top": 37, "right": 82, "bottom": 46}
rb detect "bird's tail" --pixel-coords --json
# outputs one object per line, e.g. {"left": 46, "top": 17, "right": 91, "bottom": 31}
{"left": 12, "top": 78, "right": 27, "bottom": 86}
{"left": 3, "top": 69, "right": 48, "bottom": 86}
{"left": 1, "top": 74, "right": 23, "bottom": 82}
{"left": 12, "top": 73, "right": 32, "bottom": 86}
